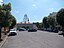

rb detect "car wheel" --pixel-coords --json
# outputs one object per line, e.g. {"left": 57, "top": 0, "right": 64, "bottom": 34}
{"left": 8, "top": 32, "right": 17, "bottom": 36}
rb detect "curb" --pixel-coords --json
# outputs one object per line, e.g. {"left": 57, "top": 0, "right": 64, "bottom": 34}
{"left": 0, "top": 33, "right": 9, "bottom": 48}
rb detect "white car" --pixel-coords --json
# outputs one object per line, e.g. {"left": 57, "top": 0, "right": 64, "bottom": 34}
{"left": 8, "top": 29, "right": 17, "bottom": 36}
{"left": 58, "top": 31, "right": 64, "bottom": 37}
{"left": 58, "top": 31, "right": 63, "bottom": 35}
{"left": 10, "top": 29, "right": 17, "bottom": 32}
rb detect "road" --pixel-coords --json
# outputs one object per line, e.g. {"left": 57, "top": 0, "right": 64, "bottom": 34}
{"left": 1, "top": 30, "right": 64, "bottom": 48}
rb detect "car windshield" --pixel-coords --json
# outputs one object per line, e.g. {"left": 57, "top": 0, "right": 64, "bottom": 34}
{"left": 10, "top": 29, "right": 15, "bottom": 31}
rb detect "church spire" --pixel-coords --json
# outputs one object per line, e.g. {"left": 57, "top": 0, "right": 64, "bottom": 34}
{"left": 23, "top": 14, "right": 29, "bottom": 23}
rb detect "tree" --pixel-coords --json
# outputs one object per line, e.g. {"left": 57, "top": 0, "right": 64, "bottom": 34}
{"left": 1, "top": 3, "right": 12, "bottom": 27}
{"left": 2, "top": 3, "right": 16, "bottom": 29}
{"left": 38, "top": 23, "right": 43, "bottom": 29}
{"left": 0, "top": 5, "right": 4, "bottom": 41}
{"left": 10, "top": 15, "right": 16, "bottom": 29}
{"left": 47, "top": 16, "right": 55, "bottom": 30}
{"left": 2, "top": 3, "right": 11, "bottom": 11}
{"left": 0, "top": 3, "right": 16, "bottom": 40}
{"left": 33, "top": 22, "right": 43, "bottom": 29}
{"left": 36, "top": 22, "right": 39, "bottom": 28}
{"left": 56, "top": 8, "right": 64, "bottom": 32}
{"left": 43, "top": 17, "right": 49, "bottom": 29}
{"left": 2, "top": 3, "right": 12, "bottom": 34}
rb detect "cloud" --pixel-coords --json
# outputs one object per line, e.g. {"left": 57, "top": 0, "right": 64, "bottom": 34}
{"left": 32, "top": 20, "right": 42, "bottom": 23}
{"left": 32, "top": 4, "right": 37, "bottom": 8}
{"left": 0, "top": 0, "right": 3, "bottom": 2}
{"left": 32, "top": 4, "right": 36, "bottom": 7}
{"left": 0, "top": 2, "right": 1, "bottom": 5}
{"left": 39, "top": 19, "right": 42, "bottom": 22}
{"left": 49, "top": 8, "right": 54, "bottom": 13}
{"left": 50, "top": 8, "right": 54, "bottom": 11}
{"left": 14, "top": 10, "right": 19, "bottom": 13}
{"left": 0, "top": 0, "right": 3, "bottom": 5}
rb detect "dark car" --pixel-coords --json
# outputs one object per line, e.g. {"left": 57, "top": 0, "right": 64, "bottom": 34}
{"left": 28, "top": 28, "right": 37, "bottom": 32}
{"left": 53, "top": 29, "right": 58, "bottom": 33}
{"left": 48, "top": 29, "right": 58, "bottom": 33}
{"left": 19, "top": 28, "right": 26, "bottom": 31}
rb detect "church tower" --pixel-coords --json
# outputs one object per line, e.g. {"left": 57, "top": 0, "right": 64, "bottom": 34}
{"left": 23, "top": 14, "right": 29, "bottom": 24}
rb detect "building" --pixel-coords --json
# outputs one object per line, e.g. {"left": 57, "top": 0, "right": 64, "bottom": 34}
{"left": 17, "top": 14, "right": 37, "bottom": 30}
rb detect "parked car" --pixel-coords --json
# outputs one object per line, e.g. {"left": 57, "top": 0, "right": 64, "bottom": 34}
{"left": 53, "top": 29, "right": 58, "bottom": 33}
{"left": 48, "top": 29, "right": 58, "bottom": 33}
{"left": 40, "top": 28, "right": 44, "bottom": 31}
{"left": 8, "top": 29, "right": 17, "bottom": 36}
{"left": 58, "top": 31, "right": 64, "bottom": 35}
{"left": 19, "top": 28, "right": 26, "bottom": 31}
{"left": 28, "top": 28, "right": 37, "bottom": 32}
{"left": 58, "top": 31, "right": 64, "bottom": 37}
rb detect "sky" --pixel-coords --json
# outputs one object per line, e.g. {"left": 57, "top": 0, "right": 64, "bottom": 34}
{"left": 0, "top": 0, "right": 64, "bottom": 23}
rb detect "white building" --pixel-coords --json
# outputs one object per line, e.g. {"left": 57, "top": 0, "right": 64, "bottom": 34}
{"left": 17, "top": 14, "right": 38, "bottom": 30}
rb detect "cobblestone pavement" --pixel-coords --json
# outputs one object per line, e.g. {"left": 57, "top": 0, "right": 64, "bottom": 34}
{"left": 1, "top": 30, "right": 64, "bottom": 48}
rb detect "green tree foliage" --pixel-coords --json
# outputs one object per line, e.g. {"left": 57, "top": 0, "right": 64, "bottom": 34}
{"left": 56, "top": 8, "right": 64, "bottom": 27}
{"left": 56, "top": 8, "right": 64, "bottom": 32}
{"left": 10, "top": 15, "right": 16, "bottom": 29}
{"left": 47, "top": 16, "right": 55, "bottom": 29}
{"left": 0, "top": 3, "right": 16, "bottom": 39}
{"left": 33, "top": 22, "right": 43, "bottom": 29}
{"left": 43, "top": 17, "right": 49, "bottom": 29}
{"left": 0, "top": 5, "right": 5, "bottom": 27}
{"left": 2, "top": 3, "right": 11, "bottom": 11}
{"left": 0, "top": 3, "right": 16, "bottom": 28}
{"left": 36, "top": 22, "right": 39, "bottom": 28}
{"left": 38, "top": 23, "right": 43, "bottom": 29}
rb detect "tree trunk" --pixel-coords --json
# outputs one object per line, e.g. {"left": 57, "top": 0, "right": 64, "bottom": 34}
{"left": 7, "top": 27, "right": 10, "bottom": 33}
{"left": 0, "top": 27, "right": 3, "bottom": 42}
{"left": 4, "top": 27, "right": 7, "bottom": 35}
{"left": 0, "top": 27, "right": 1, "bottom": 39}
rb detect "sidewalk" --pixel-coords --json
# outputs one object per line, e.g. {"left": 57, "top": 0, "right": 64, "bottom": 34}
{"left": 0, "top": 33, "right": 9, "bottom": 48}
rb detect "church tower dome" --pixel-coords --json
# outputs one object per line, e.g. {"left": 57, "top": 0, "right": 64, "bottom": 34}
{"left": 23, "top": 14, "right": 29, "bottom": 24}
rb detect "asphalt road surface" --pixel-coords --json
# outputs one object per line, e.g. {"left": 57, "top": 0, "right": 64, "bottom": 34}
{"left": 1, "top": 30, "right": 64, "bottom": 48}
